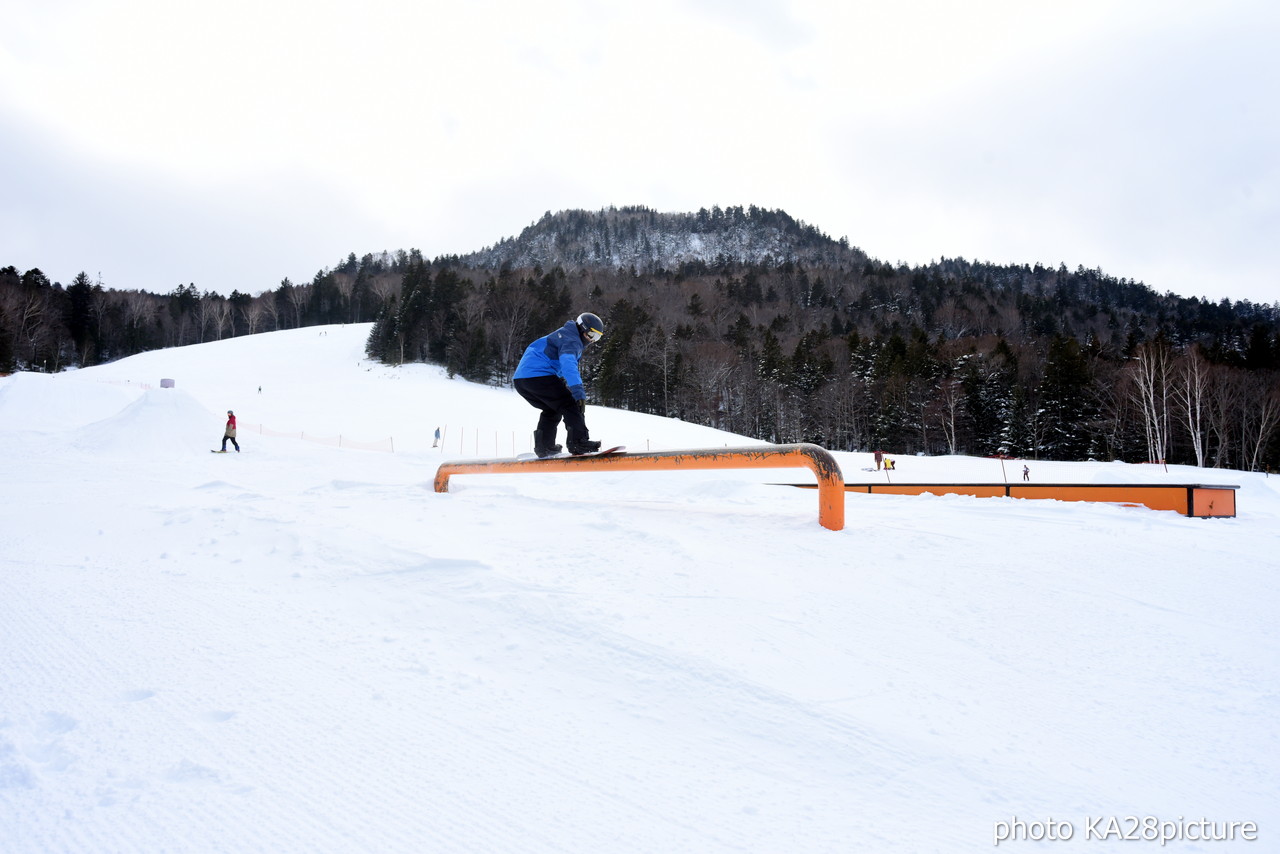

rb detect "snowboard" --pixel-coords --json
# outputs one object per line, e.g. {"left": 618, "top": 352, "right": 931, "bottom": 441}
{"left": 210, "top": 449, "right": 240, "bottom": 453}
{"left": 517, "top": 445, "right": 625, "bottom": 461}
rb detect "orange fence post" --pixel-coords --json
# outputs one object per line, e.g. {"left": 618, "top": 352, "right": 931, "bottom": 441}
{"left": 434, "top": 443, "right": 845, "bottom": 531}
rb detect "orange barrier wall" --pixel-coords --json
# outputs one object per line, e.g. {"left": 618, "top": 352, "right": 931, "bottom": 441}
{"left": 1011, "top": 485, "right": 1189, "bottom": 513}
{"left": 434, "top": 443, "right": 846, "bottom": 530}
{"left": 828, "top": 482, "right": 1237, "bottom": 517}
{"left": 859, "top": 484, "right": 1009, "bottom": 499}
{"left": 1191, "top": 487, "right": 1236, "bottom": 517}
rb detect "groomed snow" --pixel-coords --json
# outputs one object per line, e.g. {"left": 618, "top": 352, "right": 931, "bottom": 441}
{"left": 2, "top": 323, "right": 1276, "bottom": 852}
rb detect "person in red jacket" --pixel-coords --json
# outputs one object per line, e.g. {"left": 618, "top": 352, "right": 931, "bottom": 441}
{"left": 221, "top": 410, "right": 240, "bottom": 452}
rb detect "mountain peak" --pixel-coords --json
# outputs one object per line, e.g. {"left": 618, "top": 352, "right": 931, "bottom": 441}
{"left": 461, "top": 205, "right": 866, "bottom": 271}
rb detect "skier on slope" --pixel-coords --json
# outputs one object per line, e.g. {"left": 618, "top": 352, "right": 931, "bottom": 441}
{"left": 513, "top": 312, "right": 605, "bottom": 458}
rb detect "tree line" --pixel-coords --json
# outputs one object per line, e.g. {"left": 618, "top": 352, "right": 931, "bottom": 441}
{"left": 362, "top": 253, "right": 1280, "bottom": 471}
{"left": 5, "top": 207, "right": 1279, "bottom": 470}
{"left": 0, "top": 252, "right": 405, "bottom": 371}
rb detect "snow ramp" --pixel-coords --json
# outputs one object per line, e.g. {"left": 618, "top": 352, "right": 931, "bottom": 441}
{"left": 72, "top": 387, "right": 221, "bottom": 457}
{"left": 0, "top": 372, "right": 138, "bottom": 433}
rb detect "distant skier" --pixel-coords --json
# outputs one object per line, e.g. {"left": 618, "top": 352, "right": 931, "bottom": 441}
{"left": 221, "top": 410, "right": 240, "bottom": 452}
{"left": 1023, "top": 464, "right": 1030, "bottom": 481}
{"left": 874, "top": 449, "right": 883, "bottom": 470}
{"left": 513, "top": 312, "right": 605, "bottom": 458}
{"left": 433, "top": 426, "right": 441, "bottom": 448}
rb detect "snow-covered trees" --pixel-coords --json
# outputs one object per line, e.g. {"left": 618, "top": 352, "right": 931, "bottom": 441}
{"left": 5, "top": 207, "right": 1280, "bottom": 469}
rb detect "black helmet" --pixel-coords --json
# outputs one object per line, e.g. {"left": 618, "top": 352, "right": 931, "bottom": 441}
{"left": 576, "top": 312, "right": 604, "bottom": 343}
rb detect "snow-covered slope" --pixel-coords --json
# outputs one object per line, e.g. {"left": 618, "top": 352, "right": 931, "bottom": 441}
{"left": 1, "top": 324, "right": 1276, "bottom": 853}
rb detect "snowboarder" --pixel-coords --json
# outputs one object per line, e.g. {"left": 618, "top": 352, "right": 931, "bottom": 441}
{"left": 883, "top": 457, "right": 895, "bottom": 471}
{"left": 874, "top": 449, "right": 883, "bottom": 470}
{"left": 1023, "top": 464, "right": 1030, "bottom": 481}
{"left": 221, "top": 410, "right": 240, "bottom": 452}
{"left": 513, "top": 312, "right": 605, "bottom": 458}
{"left": 433, "top": 426, "right": 441, "bottom": 448}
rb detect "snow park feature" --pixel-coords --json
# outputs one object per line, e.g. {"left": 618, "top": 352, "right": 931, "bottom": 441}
{"left": 786, "top": 480, "right": 1240, "bottom": 518}
{"left": 437, "top": 443, "right": 846, "bottom": 530}
{"left": 1, "top": 323, "right": 1277, "bottom": 853}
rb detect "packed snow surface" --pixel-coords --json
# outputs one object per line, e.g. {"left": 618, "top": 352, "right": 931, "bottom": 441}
{"left": 2, "top": 324, "right": 1276, "bottom": 853}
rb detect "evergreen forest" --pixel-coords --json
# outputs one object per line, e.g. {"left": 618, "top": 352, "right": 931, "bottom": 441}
{"left": 5, "top": 205, "right": 1279, "bottom": 470}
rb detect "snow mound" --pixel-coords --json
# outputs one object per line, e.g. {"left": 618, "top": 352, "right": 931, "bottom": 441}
{"left": 0, "top": 371, "right": 138, "bottom": 432}
{"left": 1087, "top": 465, "right": 1151, "bottom": 484}
{"left": 72, "top": 387, "right": 221, "bottom": 457}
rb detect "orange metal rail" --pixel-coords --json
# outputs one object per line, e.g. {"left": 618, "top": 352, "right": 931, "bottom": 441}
{"left": 788, "top": 482, "right": 1238, "bottom": 517}
{"left": 434, "top": 443, "right": 846, "bottom": 530}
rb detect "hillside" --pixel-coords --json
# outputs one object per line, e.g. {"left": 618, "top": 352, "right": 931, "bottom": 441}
{"left": 460, "top": 205, "right": 865, "bottom": 272}
{"left": 6, "top": 207, "right": 1279, "bottom": 471}
{"left": 1, "top": 324, "right": 1277, "bottom": 852}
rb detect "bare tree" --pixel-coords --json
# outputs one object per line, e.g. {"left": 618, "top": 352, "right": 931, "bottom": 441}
{"left": 933, "top": 298, "right": 974, "bottom": 339}
{"left": 1206, "top": 367, "right": 1244, "bottom": 468}
{"left": 11, "top": 288, "right": 57, "bottom": 366}
{"left": 933, "top": 377, "right": 964, "bottom": 454}
{"left": 210, "top": 299, "right": 232, "bottom": 340}
{"left": 195, "top": 294, "right": 220, "bottom": 343}
{"left": 368, "top": 274, "right": 400, "bottom": 306}
{"left": 13, "top": 288, "right": 49, "bottom": 360}
{"left": 256, "top": 293, "right": 280, "bottom": 332}
{"left": 241, "top": 298, "right": 266, "bottom": 335}
{"left": 286, "top": 283, "right": 311, "bottom": 328}
{"left": 1129, "top": 340, "right": 1173, "bottom": 463}
{"left": 1089, "top": 359, "right": 1131, "bottom": 461}
{"left": 487, "top": 285, "right": 537, "bottom": 380}
{"left": 1239, "top": 371, "right": 1280, "bottom": 472}
{"left": 332, "top": 272, "right": 355, "bottom": 309}
{"left": 992, "top": 301, "right": 1023, "bottom": 339}
{"left": 1171, "top": 345, "right": 1210, "bottom": 467}
{"left": 677, "top": 345, "right": 737, "bottom": 430}
{"left": 1025, "top": 403, "right": 1050, "bottom": 460}
{"left": 121, "top": 291, "right": 155, "bottom": 329}
{"left": 630, "top": 324, "right": 671, "bottom": 413}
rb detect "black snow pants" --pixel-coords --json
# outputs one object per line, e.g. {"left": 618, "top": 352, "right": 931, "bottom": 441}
{"left": 513, "top": 375, "right": 590, "bottom": 454}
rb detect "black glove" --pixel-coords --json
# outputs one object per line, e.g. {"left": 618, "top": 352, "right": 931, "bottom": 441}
{"left": 576, "top": 399, "right": 586, "bottom": 415}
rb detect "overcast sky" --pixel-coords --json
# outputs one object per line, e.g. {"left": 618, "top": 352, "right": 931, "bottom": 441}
{"left": 3, "top": 0, "right": 1277, "bottom": 305}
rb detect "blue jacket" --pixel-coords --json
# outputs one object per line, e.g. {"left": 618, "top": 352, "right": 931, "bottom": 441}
{"left": 513, "top": 320, "right": 587, "bottom": 399}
